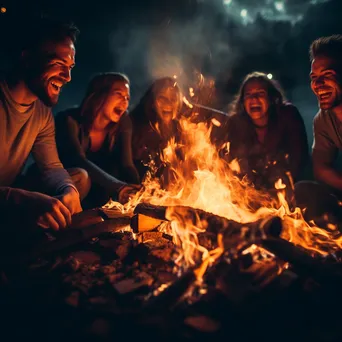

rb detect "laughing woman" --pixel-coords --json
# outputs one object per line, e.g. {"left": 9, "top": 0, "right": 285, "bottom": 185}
{"left": 55, "top": 72, "right": 140, "bottom": 206}
{"left": 220, "top": 72, "right": 309, "bottom": 192}
{"left": 130, "top": 77, "right": 183, "bottom": 181}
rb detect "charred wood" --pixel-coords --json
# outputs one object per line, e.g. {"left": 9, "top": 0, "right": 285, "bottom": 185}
{"left": 143, "top": 267, "right": 197, "bottom": 313}
{"left": 261, "top": 238, "right": 342, "bottom": 288}
{"left": 3, "top": 217, "right": 131, "bottom": 271}
{"left": 134, "top": 203, "right": 282, "bottom": 250}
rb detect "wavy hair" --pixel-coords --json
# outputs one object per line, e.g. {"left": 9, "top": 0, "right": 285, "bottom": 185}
{"left": 230, "top": 72, "right": 286, "bottom": 118}
{"left": 130, "top": 77, "right": 183, "bottom": 125}
{"left": 79, "top": 72, "right": 130, "bottom": 133}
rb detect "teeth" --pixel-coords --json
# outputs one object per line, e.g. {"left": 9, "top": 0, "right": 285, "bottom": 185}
{"left": 317, "top": 90, "right": 331, "bottom": 96}
{"left": 51, "top": 81, "right": 61, "bottom": 89}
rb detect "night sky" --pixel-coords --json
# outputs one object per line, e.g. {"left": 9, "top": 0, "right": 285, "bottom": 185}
{"left": 1, "top": 0, "right": 342, "bottom": 145}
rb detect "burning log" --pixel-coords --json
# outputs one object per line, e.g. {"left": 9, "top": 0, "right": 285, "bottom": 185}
{"left": 134, "top": 203, "right": 283, "bottom": 249}
{"left": 133, "top": 203, "right": 168, "bottom": 220}
{"left": 220, "top": 216, "right": 282, "bottom": 251}
{"left": 261, "top": 238, "right": 342, "bottom": 287}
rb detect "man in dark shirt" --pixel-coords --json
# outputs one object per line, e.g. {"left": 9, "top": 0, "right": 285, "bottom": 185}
{"left": 295, "top": 35, "right": 342, "bottom": 227}
{"left": 0, "top": 17, "right": 89, "bottom": 232}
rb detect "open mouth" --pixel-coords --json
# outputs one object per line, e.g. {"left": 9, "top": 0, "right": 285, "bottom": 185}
{"left": 113, "top": 107, "right": 124, "bottom": 116}
{"left": 162, "top": 110, "right": 173, "bottom": 117}
{"left": 250, "top": 106, "right": 262, "bottom": 112}
{"left": 50, "top": 80, "right": 63, "bottom": 94}
{"left": 317, "top": 90, "right": 333, "bottom": 101}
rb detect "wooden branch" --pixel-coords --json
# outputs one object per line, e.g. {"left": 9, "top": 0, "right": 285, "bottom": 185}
{"left": 261, "top": 238, "right": 342, "bottom": 287}
{"left": 69, "top": 209, "right": 106, "bottom": 229}
{"left": 143, "top": 267, "right": 197, "bottom": 313}
{"left": 5, "top": 217, "right": 132, "bottom": 267}
{"left": 134, "top": 203, "right": 283, "bottom": 246}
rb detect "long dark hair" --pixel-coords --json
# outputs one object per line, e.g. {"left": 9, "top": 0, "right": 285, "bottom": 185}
{"left": 130, "top": 77, "right": 182, "bottom": 125}
{"left": 230, "top": 71, "right": 286, "bottom": 119}
{"left": 79, "top": 72, "right": 130, "bottom": 133}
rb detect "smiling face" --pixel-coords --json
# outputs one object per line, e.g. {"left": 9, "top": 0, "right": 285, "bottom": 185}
{"left": 310, "top": 55, "right": 342, "bottom": 111}
{"left": 243, "top": 79, "right": 270, "bottom": 122}
{"left": 154, "top": 86, "right": 180, "bottom": 124}
{"left": 100, "top": 80, "right": 130, "bottom": 123}
{"left": 24, "top": 37, "right": 76, "bottom": 107}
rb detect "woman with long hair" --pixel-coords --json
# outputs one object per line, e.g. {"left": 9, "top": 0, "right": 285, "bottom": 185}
{"left": 221, "top": 71, "right": 309, "bottom": 191}
{"left": 130, "top": 77, "right": 183, "bottom": 180}
{"left": 55, "top": 72, "right": 140, "bottom": 206}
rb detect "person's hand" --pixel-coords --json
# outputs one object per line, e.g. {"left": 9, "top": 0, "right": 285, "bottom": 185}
{"left": 55, "top": 187, "right": 82, "bottom": 216}
{"left": 27, "top": 191, "right": 72, "bottom": 230}
{"left": 118, "top": 184, "right": 142, "bottom": 204}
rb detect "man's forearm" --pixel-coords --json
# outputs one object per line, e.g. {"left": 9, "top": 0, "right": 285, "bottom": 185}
{"left": 0, "top": 187, "right": 31, "bottom": 206}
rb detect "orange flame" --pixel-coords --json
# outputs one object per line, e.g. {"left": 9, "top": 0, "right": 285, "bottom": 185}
{"left": 104, "top": 117, "right": 342, "bottom": 268}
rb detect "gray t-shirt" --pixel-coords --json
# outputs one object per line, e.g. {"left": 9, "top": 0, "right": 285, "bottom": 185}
{"left": 0, "top": 80, "right": 76, "bottom": 205}
{"left": 312, "top": 109, "right": 342, "bottom": 166}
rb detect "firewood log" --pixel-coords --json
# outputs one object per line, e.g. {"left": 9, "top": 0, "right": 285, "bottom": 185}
{"left": 4, "top": 217, "right": 132, "bottom": 267}
{"left": 261, "top": 238, "right": 342, "bottom": 287}
{"left": 69, "top": 209, "right": 106, "bottom": 229}
{"left": 133, "top": 203, "right": 167, "bottom": 220}
{"left": 134, "top": 203, "right": 283, "bottom": 246}
{"left": 143, "top": 267, "right": 197, "bottom": 312}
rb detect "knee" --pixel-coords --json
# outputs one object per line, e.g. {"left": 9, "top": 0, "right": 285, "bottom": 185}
{"left": 68, "top": 168, "right": 91, "bottom": 200}
{"left": 294, "top": 180, "right": 339, "bottom": 220}
{"left": 294, "top": 180, "right": 320, "bottom": 203}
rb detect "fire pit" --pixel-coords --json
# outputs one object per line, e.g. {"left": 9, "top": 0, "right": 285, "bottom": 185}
{"left": 2, "top": 120, "right": 342, "bottom": 341}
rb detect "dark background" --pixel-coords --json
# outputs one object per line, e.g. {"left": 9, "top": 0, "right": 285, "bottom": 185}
{"left": 1, "top": 0, "right": 342, "bottom": 146}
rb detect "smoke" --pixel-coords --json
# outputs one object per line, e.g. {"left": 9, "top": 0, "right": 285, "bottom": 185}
{"left": 109, "top": 4, "right": 240, "bottom": 107}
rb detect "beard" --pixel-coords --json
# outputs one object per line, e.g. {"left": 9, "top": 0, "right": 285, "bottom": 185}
{"left": 24, "top": 66, "right": 60, "bottom": 107}
{"left": 29, "top": 79, "right": 58, "bottom": 107}
{"left": 318, "top": 93, "right": 342, "bottom": 110}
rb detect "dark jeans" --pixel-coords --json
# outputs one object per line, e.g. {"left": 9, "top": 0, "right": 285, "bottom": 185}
{"left": 294, "top": 181, "right": 342, "bottom": 230}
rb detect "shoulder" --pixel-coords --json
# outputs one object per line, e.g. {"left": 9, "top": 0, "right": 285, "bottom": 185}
{"left": 313, "top": 110, "right": 325, "bottom": 125}
{"left": 55, "top": 107, "right": 80, "bottom": 128}
{"left": 225, "top": 113, "right": 249, "bottom": 131}
{"left": 55, "top": 107, "right": 79, "bottom": 121}
{"left": 278, "top": 102, "right": 302, "bottom": 119}
{"left": 277, "top": 103, "right": 307, "bottom": 130}
{"left": 226, "top": 113, "right": 242, "bottom": 124}
{"left": 312, "top": 110, "right": 333, "bottom": 133}
{"left": 119, "top": 112, "right": 132, "bottom": 129}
